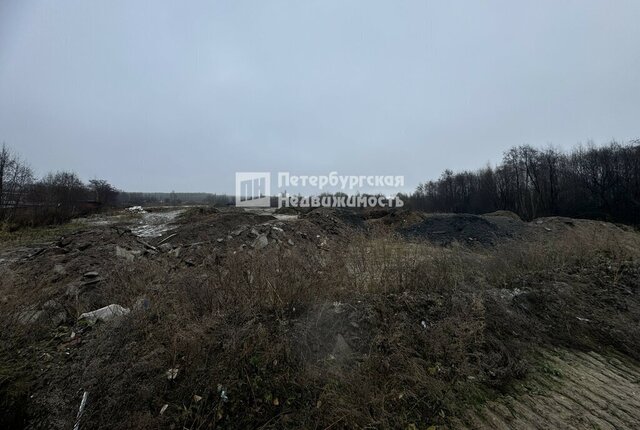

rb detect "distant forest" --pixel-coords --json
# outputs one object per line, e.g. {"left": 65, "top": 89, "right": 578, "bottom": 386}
{"left": 405, "top": 141, "right": 640, "bottom": 225}
{"left": 2, "top": 140, "right": 640, "bottom": 228}
{"left": 117, "top": 192, "right": 233, "bottom": 207}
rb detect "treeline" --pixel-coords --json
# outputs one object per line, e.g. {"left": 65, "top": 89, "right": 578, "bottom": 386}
{"left": 118, "top": 192, "right": 233, "bottom": 207}
{"left": 406, "top": 141, "right": 640, "bottom": 224}
{"left": 0, "top": 144, "right": 118, "bottom": 227}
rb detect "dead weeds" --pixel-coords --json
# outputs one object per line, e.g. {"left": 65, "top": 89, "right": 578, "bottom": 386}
{"left": 0, "top": 208, "right": 639, "bottom": 429}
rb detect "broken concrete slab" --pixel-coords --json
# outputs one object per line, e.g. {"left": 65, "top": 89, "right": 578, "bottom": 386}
{"left": 252, "top": 234, "right": 269, "bottom": 250}
{"left": 79, "top": 304, "right": 130, "bottom": 324}
{"left": 115, "top": 246, "right": 136, "bottom": 262}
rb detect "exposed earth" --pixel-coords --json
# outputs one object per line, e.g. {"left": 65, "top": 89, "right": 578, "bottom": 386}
{"left": 1, "top": 206, "right": 639, "bottom": 429}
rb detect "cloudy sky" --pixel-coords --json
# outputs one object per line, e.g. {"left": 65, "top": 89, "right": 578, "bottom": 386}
{"left": 0, "top": 0, "right": 638, "bottom": 193}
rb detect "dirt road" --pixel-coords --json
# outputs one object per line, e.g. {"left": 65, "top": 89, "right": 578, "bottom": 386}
{"left": 453, "top": 348, "right": 640, "bottom": 429}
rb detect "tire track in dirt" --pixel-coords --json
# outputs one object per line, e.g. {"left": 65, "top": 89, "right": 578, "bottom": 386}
{"left": 453, "top": 348, "right": 640, "bottom": 429}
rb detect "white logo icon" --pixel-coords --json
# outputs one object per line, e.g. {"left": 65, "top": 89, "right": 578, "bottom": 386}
{"left": 235, "top": 172, "right": 271, "bottom": 207}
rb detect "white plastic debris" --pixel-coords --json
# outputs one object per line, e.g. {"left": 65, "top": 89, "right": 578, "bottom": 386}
{"left": 73, "top": 391, "right": 89, "bottom": 430}
{"left": 166, "top": 368, "right": 179, "bottom": 380}
{"left": 217, "top": 384, "right": 228, "bottom": 402}
{"left": 79, "top": 304, "right": 130, "bottom": 324}
{"left": 160, "top": 404, "right": 168, "bottom": 415}
{"left": 127, "top": 206, "right": 147, "bottom": 213}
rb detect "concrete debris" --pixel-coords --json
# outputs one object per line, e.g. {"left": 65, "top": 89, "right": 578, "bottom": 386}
{"left": 497, "top": 287, "right": 525, "bottom": 300}
{"left": 115, "top": 246, "right": 137, "bottom": 262}
{"left": 127, "top": 206, "right": 146, "bottom": 213}
{"left": 253, "top": 234, "right": 269, "bottom": 250}
{"left": 158, "top": 243, "right": 173, "bottom": 252}
{"left": 79, "top": 304, "right": 130, "bottom": 324}
{"left": 231, "top": 226, "right": 248, "bottom": 236}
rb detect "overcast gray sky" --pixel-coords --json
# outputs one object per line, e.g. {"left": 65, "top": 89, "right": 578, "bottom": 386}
{"left": 1, "top": 0, "right": 639, "bottom": 193}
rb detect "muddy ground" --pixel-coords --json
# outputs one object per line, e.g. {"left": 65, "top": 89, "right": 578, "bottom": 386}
{"left": 1, "top": 207, "right": 639, "bottom": 429}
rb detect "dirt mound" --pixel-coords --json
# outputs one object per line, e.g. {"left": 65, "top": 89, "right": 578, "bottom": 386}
{"left": 303, "top": 207, "right": 366, "bottom": 234}
{"left": 367, "top": 209, "right": 427, "bottom": 229}
{"left": 400, "top": 213, "right": 525, "bottom": 246}
{"left": 274, "top": 206, "right": 299, "bottom": 215}
{"left": 0, "top": 227, "right": 156, "bottom": 317}
{"left": 360, "top": 207, "right": 393, "bottom": 220}
{"left": 177, "top": 206, "right": 220, "bottom": 221}
{"left": 173, "top": 210, "right": 276, "bottom": 243}
{"left": 484, "top": 210, "right": 522, "bottom": 221}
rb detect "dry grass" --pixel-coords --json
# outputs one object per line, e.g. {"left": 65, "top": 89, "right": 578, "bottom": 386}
{"left": 0, "top": 216, "right": 639, "bottom": 429}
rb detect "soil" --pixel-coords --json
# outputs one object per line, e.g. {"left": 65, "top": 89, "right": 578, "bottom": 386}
{"left": 400, "top": 213, "right": 527, "bottom": 246}
{"left": 1, "top": 206, "right": 639, "bottom": 429}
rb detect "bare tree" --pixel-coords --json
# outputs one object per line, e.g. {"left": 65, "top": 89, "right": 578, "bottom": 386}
{"left": 409, "top": 140, "right": 640, "bottom": 224}
{"left": 0, "top": 143, "right": 34, "bottom": 221}
{"left": 89, "top": 179, "right": 118, "bottom": 206}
